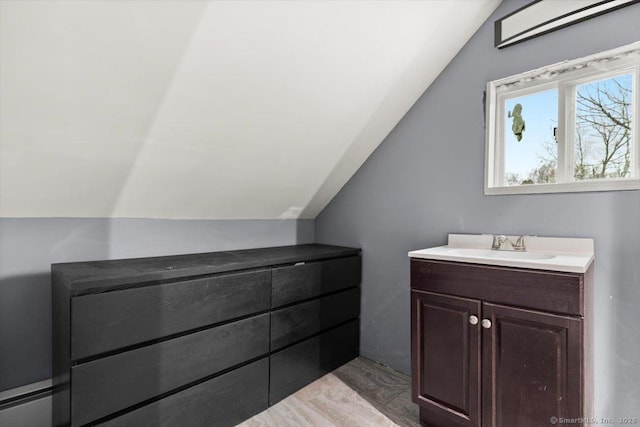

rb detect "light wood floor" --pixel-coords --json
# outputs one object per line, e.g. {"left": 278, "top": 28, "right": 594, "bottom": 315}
{"left": 237, "top": 357, "right": 420, "bottom": 427}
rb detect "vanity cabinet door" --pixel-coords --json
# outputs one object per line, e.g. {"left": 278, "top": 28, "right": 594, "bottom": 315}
{"left": 482, "top": 303, "right": 582, "bottom": 427}
{"left": 411, "top": 290, "right": 481, "bottom": 427}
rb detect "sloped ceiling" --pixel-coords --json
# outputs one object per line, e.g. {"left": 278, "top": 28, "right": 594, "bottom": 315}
{"left": 0, "top": 0, "right": 500, "bottom": 219}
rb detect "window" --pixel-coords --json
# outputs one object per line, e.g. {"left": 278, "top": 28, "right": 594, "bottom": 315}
{"left": 485, "top": 42, "right": 639, "bottom": 195}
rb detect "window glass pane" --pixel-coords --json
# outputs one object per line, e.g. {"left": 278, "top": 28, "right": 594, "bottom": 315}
{"left": 504, "top": 89, "right": 558, "bottom": 185}
{"left": 574, "top": 74, "right": 633, "bottom": 180}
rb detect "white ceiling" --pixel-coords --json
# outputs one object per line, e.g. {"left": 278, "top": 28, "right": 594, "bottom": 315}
{"left": 0, "top": 0, "right": 500, "bottom": 219}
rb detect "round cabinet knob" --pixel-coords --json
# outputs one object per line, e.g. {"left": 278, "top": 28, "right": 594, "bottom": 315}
{"left": 469, "top": 315, "right": 479, "bottom": 325}
{"left": 481, "top": 319, "right": 492, "bottom": 329}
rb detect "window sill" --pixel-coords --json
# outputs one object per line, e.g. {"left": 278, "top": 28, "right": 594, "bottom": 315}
{"left": 485, "top": 179, "right": 640, "bottom": 196}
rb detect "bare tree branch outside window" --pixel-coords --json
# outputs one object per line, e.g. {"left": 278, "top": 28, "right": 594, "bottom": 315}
{"left": 573, "top": 75, "right": 632, "bottom": 180}
{"left": 521, "top": 74, "right": 632, "bottom": 184}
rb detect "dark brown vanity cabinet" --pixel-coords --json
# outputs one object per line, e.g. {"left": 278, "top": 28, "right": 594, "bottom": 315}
{"left": 410, "top": 259, "right": 593, "bottom": 427}
{"left": 53, "top": 244, "right": 361, "bottom": 427}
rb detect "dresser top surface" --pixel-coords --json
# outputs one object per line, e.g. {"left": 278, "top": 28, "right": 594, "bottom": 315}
{"left": 53, "top": 244, "right": 360, "bottom": 295}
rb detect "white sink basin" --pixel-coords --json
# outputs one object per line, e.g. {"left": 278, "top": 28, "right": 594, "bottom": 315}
{"left": 449, "top": 248, "right": 556, "bottom": 260}
{"left": 409, "top": 234, "right": 594, "bottom": 273}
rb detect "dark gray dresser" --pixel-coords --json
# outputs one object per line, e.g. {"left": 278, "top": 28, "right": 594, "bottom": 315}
{"left": 52, "top": 244, "right": 361, "bottom": 427}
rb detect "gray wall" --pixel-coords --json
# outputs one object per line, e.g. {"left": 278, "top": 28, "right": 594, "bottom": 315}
{"left": 0, "top": 218, "right": 314, "bottom": 391}
{"left": 316, "top": 0, "right": 640, "bottom": 421}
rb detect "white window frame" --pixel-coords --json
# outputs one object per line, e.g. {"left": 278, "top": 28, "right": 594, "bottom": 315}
{"left": 485, "top": 42, "right": 640, "bottom": 195}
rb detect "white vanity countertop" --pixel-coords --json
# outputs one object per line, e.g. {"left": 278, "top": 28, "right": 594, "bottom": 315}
{"left": 408, "top": 234, "right": 594, "bottom": 273}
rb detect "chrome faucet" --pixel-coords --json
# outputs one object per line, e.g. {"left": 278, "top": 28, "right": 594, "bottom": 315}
{"left": 492, "top": 235, "right": 526, "bottom": 251}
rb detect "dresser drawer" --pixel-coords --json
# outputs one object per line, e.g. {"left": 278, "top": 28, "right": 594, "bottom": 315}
{"left": 71, "top": 314, "right": 269, "bottom": 426}
{"left": 269, "top": 320, "right": 359, "bottom": 405}
{"left": 71, "top": 269, "right": 271, "bottom": 360}
{"left": 98, "top": 358, "right": 269, "bottom": 427}
{"left": 271, "top": 256, "right": 361, "bottom": 308}
{"left": 270, "top": 288, "right": 360, "bottom": 351}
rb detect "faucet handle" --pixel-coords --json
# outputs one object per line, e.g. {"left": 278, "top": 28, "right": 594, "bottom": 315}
{"left": 492, "top": 235, "right": 506, "bottom": 250}
{"left": 513, "top": 235, "right": 526, "bottom": 251}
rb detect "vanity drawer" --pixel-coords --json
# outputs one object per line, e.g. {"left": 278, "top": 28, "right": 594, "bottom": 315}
{"left": 99, "top": 358, "right": 269, "bottom": 427}
{"left": 271, "top": 256, "right": 361, "bottom": 308}
{"left": 411, "top": 259, "right": 583, "bottom": 316}
{"left": 270, "top": 287, "right": 360, "bottom": 351}
{"left": 269, "top": 320, "right": 359, "bottom": 405}
{"left": 71, "top": 314, "right": 269, "bottom": 427}
{"left": 71, "top": 269, "right": 271, "bottom": 360}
